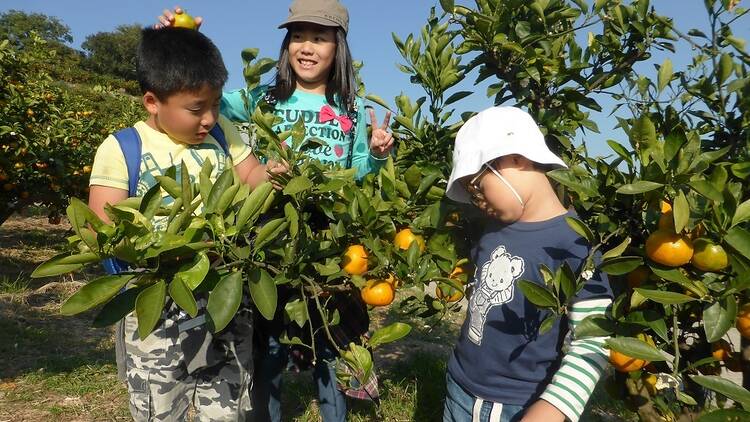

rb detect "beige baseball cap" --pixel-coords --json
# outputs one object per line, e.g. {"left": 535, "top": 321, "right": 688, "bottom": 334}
{"left": 446, "top": 106, "right": 567, "bottom": 204}
{"left": 278, "top": 0, "right": 350, "bottom": 34}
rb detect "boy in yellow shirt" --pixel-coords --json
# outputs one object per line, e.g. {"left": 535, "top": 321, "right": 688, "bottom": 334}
{"left": 88, "top": 27, "right": 281, "bottom": 421}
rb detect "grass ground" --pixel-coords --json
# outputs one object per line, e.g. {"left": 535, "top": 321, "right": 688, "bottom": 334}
{"left": 0, "top": 214, "right": 635, "bottom": 421}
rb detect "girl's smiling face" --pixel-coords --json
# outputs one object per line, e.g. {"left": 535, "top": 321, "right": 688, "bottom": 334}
{"left": 288, "top": 23, "right": 337, "bottom": 94}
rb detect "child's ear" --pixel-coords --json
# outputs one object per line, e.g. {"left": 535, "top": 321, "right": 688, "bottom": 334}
{"left": 142, "top": 92, "right": 160, "bottom": 115}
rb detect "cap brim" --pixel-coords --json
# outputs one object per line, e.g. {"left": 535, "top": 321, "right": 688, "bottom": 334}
{"left": 278, "top": 16, "right": 341, "bottom": 29}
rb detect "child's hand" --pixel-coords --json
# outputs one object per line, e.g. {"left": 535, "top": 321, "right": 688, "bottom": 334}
{"left": 154, "top": 6, "right": 203, "bottom": 29}
{"left": 265, "top": 159, "right": 289, "bottom": 190}
{"left": 368, "top": 109, "right": 393, "bottom": 158}
{"left": 520, "top": 399, "right": 565, "bottom": 422}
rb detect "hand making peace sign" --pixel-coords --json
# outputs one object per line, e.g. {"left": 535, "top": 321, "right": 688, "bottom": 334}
{"left": 368, "top": 108, "right": 394, "bottom": 159}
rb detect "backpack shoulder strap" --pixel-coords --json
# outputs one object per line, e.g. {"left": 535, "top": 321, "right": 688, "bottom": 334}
{"left": 209, "top": 123, "right": 230, "bottom": 155}
{"left": 112, "top": 127, "right": 142, "bottom": 197}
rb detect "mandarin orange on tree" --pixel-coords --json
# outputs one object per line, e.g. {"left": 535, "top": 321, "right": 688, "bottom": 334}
{"left": 736, "top": 303, "right": 750, "bottom": 339}
{"left": 394, "top": 228, "right": 425, "bottom": 252}
{"left": 342, "top": 244, "right": 368, "bottom": 276}
{"left": 645, "top": 230, "right": 694, "bottom": 267}
{"left": 691, "top": 238, "right": 729, "bottom": 272}
{"left": 361, "top": 280, "right": 395, "bottom": 306}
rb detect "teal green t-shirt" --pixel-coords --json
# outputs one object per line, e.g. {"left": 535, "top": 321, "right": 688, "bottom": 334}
{"left": 220, "top": 86, "right": 386, "bottom": 179}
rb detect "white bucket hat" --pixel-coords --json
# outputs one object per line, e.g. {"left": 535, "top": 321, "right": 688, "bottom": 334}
{"left": 446, "top": 106, "right": 567, "bottom": 204}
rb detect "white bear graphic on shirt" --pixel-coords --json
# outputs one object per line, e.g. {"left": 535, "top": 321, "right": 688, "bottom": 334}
{"left": 468, "top": 245, "right": 525, "bottom": 345}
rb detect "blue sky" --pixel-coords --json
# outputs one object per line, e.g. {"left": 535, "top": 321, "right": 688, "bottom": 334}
{"left": 2, "top": 1, "right": 748, "bottom": 158}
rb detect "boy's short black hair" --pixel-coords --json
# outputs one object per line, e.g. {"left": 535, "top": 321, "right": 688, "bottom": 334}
{"left": 137, "top": 27, "right": 228, "bottom": 99}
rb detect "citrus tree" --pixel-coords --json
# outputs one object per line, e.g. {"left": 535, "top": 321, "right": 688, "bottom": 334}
{"left": 0, "top": 33, "right": 143, "bottom": 225}
{"left": 417, "top": 0, "right": 749, "bottom": 420}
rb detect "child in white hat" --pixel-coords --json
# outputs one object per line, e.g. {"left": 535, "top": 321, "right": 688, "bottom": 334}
{"left": 444, "top": 106, "right": 613, "bottom": 422}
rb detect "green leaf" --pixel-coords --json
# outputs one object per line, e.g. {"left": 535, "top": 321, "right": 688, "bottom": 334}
{"left": 180, "top": 161, "right": 193, "bottom": 205}
{"left": 717, "top": 53, "right": 733, "bottom": 85}
{"left": 703, "top": 297, "right": 737, "bottom": 343}
{"left": 566, "top": 217, "right": 595, "bottom": 244}
{"left": 606, "top": 337, "right": 666, "bottom": 361}
{"left": 689, "top": 180, "right": 723, "bottom": 202}
{"left": 284, "top": 202, "right": 299, "bottom": 238}
{"left": 206, "top": 271, "right": 243, "bottom": 332}
{"left": 135, "top": 280, "right": 166, "bottom": 340}
{"left": 32, "top": 252, "right": 101, "bottom": 278}
{"left": 602, "top": 237, "right": 631, "bottom": 259}
{"left": 690, "top": 375, "right": 750, "bottom": 410}
{"left": 174, "top": 252, "right": 210, "bottom": 291}
{"left": 600, "top": 256, "right": 643, "bottom": 275}
{"left": 518, "top": 280, "right": 558, "bottom": 309}
{"left": 92, "top": 287, "right": 141, "bottom": 328}
{"left": 140, "top": 183, "right": 163, "bottom": 220}
{"left": 283, "top": 176, "right": 313, "bottom": 196}
{"left": 365, "top": 94, "right": 392, "bottom": 110}
{"left": 673, "top": 190, "right": 690, "bottom": 233}
{"left": 236, "top": 182, "right": 273, "bottom": 231}
{"left": 155, "top": 175, "right": 181, "bottom": 199}
{"left": 247, "top": 268, "right": 277, "bottom": 321}
{"left": 732, "top": 199, "right": 750, "bottom": 227}
{"left": 369, "top": 322, "right": 412, "bottom": 348}
{"left": 444, "top": 91, "right": 472, "bottom": 105}
{"left": 697, "top": 409, "right": 750, "bottom": 422}
{"left": 539, "top": 314, "right": 557, "bottom": 335}
{"left": 575, "top": 315, "right": 615, "bottom": 338}
{"left": 199, "top": 159, "right": 214, "bottom": 203}
{"left": 253, "top": 218, "right": 289, "bottom": 251}
{"left": 677, "top": 391, "right": 698, "bottom": 406}
{"left": 657, "top": 58, "right": 673, "bottom": 92}
{"left": 60, "top": 274, "right": 134, "bottom": 315}
{"left": 726, "top": 226, "right": 750, "bottom": 260}
{"left": 285, "top": 299, "right": 308, "bottom": 327}
{"left": 633, "top": 288, "right": 696, "bottom": 305}
{"left": 616, "top": 181, "right": 664, "bottom": 195}
{"left": 205, "top": 169, "right": 234, "bottom": 214}
{"left": 169, "top": 278, "right": 198, "bottom": 318}
{"left": 438, "top": 0, "right": 455, "bottom": 13}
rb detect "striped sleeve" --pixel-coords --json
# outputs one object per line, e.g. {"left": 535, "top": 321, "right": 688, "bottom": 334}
{"left": 539, "top": 297, "right": 612, "bottom": 422}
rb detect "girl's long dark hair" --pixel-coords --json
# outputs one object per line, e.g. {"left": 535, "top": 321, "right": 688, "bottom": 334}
{"left": 274, "top": 26, "right": 356, "bottom": 111}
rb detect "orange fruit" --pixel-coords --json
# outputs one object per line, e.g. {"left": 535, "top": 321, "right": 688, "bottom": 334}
{"left": 2, "top": 183, "right": 15, "bottom": 191}
{"left": 0, "top": 172, "right": 7, "bottom": 182}
{"left": 19, "top": 191, "right": 29, "bottom": 199}
{"left": 609, "top": 334, "right": 654, "bottom": 373}
{"left": 691, "top": 238, "right": 728, "bottom": 272}
{"left": 173, "top": 11, "right": 197, "bottom": 29}
{"left": 361, "top": 280, "right": 395, "bottom": 306}
{"left": 394, "top": 228, "right": 425, "bottom": 252}
{"left": 436, "top": 283, "right": 463, "bottom": 302}
{"left": 627, "top": 266, "right": 650, "bottom": 289}
{"left": 736, "top": 303, "right": 750, "bottom": 339}
{"left": 645, "top": 230, "right": 694, "bottom": 267}
{"left": 82, "top": 165, "right": 92, "bottom": 174}
{"left": 658, "top": 200, "right": 674, "bottom": 232}
{"left": 711, "top": 339, "right": 732, "bottom": 362}
{"left": 342, "top": 245, "right": 368, "bottom": 276}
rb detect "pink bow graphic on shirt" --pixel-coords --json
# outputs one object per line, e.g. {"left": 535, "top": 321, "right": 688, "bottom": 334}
{"left": 319, "top": 105, "right": 353, "bottom": 134}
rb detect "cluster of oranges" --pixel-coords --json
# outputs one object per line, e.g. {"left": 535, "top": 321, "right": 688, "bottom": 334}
{"left": 611, "top": 199, "right": 745, "bottom": 380}
{"left": 644, "top": 201, "right": 728, "bottom": 271}
{"left": 342, "top": 228, "right": 425, "bottom": 307}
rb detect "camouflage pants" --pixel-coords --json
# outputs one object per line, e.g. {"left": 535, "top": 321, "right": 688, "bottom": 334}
{"left": 124, "top": 302, "right": 253, "bottom": 421}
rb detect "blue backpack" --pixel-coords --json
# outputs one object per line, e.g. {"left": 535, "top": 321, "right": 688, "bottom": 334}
{"left": 102, "top": 124, "right": 229, "bottom": 275}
